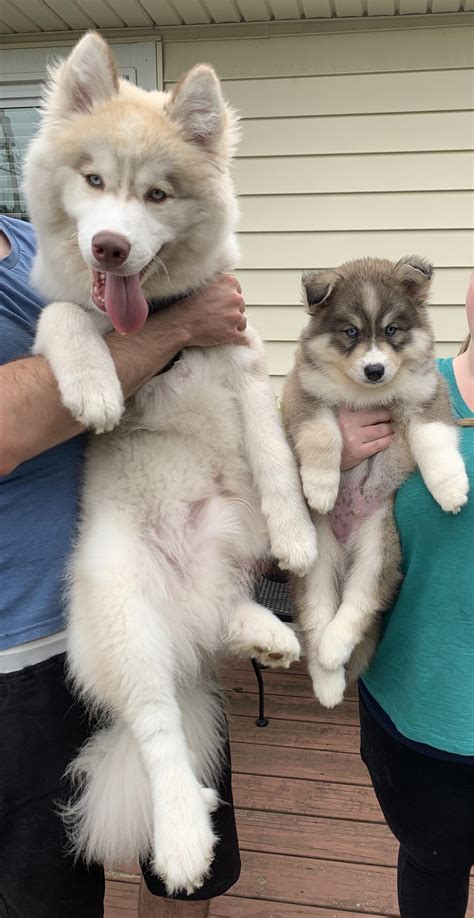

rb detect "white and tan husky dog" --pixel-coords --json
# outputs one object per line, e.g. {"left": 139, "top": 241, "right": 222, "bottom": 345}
{"left": 282, "top": 257, "right": 469, "bottom": 709}
{"left": 25, "top": 33, "right": 317, "bottom": 894}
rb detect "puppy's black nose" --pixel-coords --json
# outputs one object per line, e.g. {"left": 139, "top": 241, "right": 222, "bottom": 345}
{"left": 92, "top": 231, "right": 130, "bottom": 268}
{"left": 364, "top": 363, "right": 385, "bottom": 382}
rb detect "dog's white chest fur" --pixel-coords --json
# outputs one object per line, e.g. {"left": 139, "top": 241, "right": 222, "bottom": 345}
{"left": 80, "top": 343, "right": 270, "bottom": 635}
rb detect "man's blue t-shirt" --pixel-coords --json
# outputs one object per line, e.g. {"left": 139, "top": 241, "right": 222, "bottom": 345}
{"left": 0, "top": 215, "right": 85, "bottom": 648}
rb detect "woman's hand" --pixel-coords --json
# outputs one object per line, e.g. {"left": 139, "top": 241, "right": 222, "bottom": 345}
{"left": 339, "top": 408, "right": 394, "bottom": 471}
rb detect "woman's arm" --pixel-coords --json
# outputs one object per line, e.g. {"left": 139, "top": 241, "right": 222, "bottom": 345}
{"left": 339, "top": 407, "right": 394, "bottom": 470}
{"left": 0, "top": 275, "right": 246, "bottom": 475}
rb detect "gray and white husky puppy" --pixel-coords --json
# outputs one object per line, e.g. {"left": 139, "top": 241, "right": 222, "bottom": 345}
{"left": 282, "top": 256, "right": 469, "bottom": 709}
{"left": 24, "top": 33, "right": 317, "bottom": 895}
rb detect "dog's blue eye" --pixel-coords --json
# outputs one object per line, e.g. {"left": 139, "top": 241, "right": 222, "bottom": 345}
{"left": 385, "top": 324, "right": 397, "bottom": 337}
{"left": 85, "top": 174, "right": 103, "bottom": 188}
{"left": 345, "top": 326, "right": 359, "bottom": 339}
{"left": 148, "top": 188, "right": 167, "bottom": 203}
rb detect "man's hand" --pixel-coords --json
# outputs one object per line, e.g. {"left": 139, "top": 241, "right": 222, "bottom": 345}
{"left": 173, "top": 274, "right": 247, "bottom": 348}
{"left": 0, "top": 274, "right": 248, "bottom": 474}
{"left": 339, "top": 408, "right": 394, "bottom": 471}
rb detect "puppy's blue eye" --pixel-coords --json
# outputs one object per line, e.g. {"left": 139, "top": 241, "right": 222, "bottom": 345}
{"left": 345, "top": 326, "right": 359, "bottom": 339}
{"left": 385, "top": 324, "right": 397, "bottom": 337}
{"left": 148, "top": 188, "right": 167, "bottom": 203}
{"left": 85, "top": 174, "right": 103, "bottom": 188}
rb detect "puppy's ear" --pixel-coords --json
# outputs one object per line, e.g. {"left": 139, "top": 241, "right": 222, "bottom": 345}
{"left": 167, "top": 64, "right": 226, "bottom": 148}
{"left": 46, "top": 32, "right": 119, "bottom": 120}
{"left": 395, "top": 256, "right": 434, "bottom": 304}
{"left": 302, "top": 270, "right": 337, "bottom": 315}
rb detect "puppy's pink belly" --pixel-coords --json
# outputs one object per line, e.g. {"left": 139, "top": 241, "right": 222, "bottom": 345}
{"left": 328, "top": 485, "right": 382, "bottom": 545}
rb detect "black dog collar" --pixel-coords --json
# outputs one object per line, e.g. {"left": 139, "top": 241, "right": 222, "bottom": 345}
{"left": 148, "top": 289, "right": 196, "bottom": 314}
{"left": 148, "top": 289, "right": 196, "bottom": 376}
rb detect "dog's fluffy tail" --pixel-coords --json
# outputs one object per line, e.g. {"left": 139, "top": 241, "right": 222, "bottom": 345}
{"left": 63, "top": 720, "right": 152, "bottom": 866}
{"left": 180, "top": 676, "right": 228, "bottom": 788}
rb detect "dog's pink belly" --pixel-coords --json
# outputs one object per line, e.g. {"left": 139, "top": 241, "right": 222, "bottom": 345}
{"left": 328, "top": 484, "right": 382, "bottom": 545}
{"left": 142, "top": 492, "right": 257, "bottom": 590}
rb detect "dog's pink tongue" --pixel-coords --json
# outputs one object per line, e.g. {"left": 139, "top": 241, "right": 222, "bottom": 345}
{"left": 104, "top": 272, "right": 148, "bottom": 335}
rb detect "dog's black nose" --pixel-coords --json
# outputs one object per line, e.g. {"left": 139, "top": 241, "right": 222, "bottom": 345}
{"left": 92, "top": 231, "right": 130, "bottom": 268}
{"left": 364, "top": 363, "right": 385, "bottom": 382}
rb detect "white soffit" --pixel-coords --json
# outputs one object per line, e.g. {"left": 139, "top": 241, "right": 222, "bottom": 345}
{"left": 0, "top": 0, "right": 472, "bottom": 34}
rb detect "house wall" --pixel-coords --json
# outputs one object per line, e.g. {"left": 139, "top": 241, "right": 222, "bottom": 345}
{"left": 1, "top": 20, "right": 473, "bottom": 390}
{"left": 163, "top": 23, "right": 474, "bottom": 392}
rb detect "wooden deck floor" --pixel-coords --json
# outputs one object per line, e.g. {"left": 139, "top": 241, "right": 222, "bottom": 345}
{"left": 104, "top": 659, "right": 474, "bottom": 917}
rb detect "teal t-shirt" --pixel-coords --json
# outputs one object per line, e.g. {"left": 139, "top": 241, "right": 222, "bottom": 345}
{"left": 362, "top": 357, "right": 474, "bottom": 756}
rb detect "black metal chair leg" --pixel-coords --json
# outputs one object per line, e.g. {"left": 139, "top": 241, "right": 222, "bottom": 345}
{"left": 251, "top": 658, "right": 269, "bottom": 727}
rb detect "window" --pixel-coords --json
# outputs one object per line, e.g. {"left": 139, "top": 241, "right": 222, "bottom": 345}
{"left": 1, "top": 106, "right": 40, "bottom": 218}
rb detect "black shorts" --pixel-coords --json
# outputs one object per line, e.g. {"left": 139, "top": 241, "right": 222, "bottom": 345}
{"left": 0, "top": 653, "right": 240, "bottom": 918}
{"left": 359, "top": 691, "right": 474, "bottom": 918}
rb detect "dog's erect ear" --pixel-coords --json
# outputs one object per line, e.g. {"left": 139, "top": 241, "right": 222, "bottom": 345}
{"left": 395, "top": 256, "right": 434, "bottom": 304}
{"left": 49, "top": 32, "right": 119, "bottom": 118}
{"left": 302, "top": 271, "right": 337, "bottom": 315}
{"left": 167, "top": 64, "right": 226, "bottom": 147}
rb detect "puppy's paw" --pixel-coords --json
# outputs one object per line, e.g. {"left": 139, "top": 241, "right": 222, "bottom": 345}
{"left": 266, "top": 506, "right": 318, "bottom": 576}
{"left": 60, "top": 374, "right": 124, "bottom": 433}
{"left": 301, "top": 467, "right": 340, "bottom": 515}
{"left": 308, "top": 656, "right": 346, "bottom": 709}
{"left": 154, "top": 781, "right": 218, "bottom": 896}
{"left": 429, "top": 468, "right": 469, "bottom": 514}
{"left": 318, "top": 618, "right": 355, "bottom": 671}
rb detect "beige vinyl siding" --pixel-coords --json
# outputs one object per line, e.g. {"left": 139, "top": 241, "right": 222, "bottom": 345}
{"left": 165, "top": 24, "right": 474, "bottom": 393}
{"left": 234, "top": 152, "right": 474, "bottom": 194}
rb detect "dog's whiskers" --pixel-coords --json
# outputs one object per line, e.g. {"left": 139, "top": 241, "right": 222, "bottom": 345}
{"left": 149, "top": 253, "right": 169, "bottom": 284}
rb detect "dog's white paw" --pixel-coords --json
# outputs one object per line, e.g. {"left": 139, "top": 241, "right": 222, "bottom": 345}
{"left": 251, "top": 621, "right": 301, "bottom": 670}
{"left": 154, "top": 781, "right": 218, "bottom": 896}
{"left": 228, "top": 604, "right": 301, "bottom": 669}
{"left": 308, "top": 656, "right": 346, "bottom": 708}
{"left": 318, "top": 618, "right": 355, "bottom": 671}
{"left": 60, "top": 374, "right": 124, "bottom": 433}
{"left": 429, "top": 468, "right": 469, "bottom": 514}
{"left": 301, "top": 468, "right": 340, "bottom": 515}
{"left": 269, "top": 517, "right": 318, "bottom": 576}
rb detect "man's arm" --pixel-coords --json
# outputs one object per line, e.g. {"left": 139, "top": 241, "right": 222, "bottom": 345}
{"left": 0, "top": 275, "right": 246, "bottom": 475}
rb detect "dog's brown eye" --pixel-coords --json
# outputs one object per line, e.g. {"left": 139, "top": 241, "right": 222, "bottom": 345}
{"left": 386, "top": 324, "right": 398, "bottom": 337}
{"left": 345, "top": 326, "right": 359, "bottom": 339}
{"left": 147, "top": 188, "right": 167, "bottom": 203}
{"left": 85, "top": 174, "right": 104, "bottom": 189}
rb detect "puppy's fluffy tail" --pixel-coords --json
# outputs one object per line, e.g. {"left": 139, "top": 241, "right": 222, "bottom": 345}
{"left": 63, "top": 720, "right": 152, "bottom": 866}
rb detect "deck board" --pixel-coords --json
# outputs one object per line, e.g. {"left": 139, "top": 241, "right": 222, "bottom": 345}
{"left": 233, "top": 772, "right": 384, "bottom": 823}
{"left": 234, "top": 809, "right": 398, "bottom": 866}
{"left": 230, "top": 714, "right": 361, "bottom": 754}
{"left": 209, "top": 899, "right": 387, "bottom": 917}
{"left": 228, "top": 690, "right": 360, "bottom": 725}
{"left": 105, "top": 658, "right": 465, "bottom": 916}
{"left": 231, "top": 740, "right": 369, "bottom": 785}
{"left": 231, "top": 851, "right": 399, "bottom": 914}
